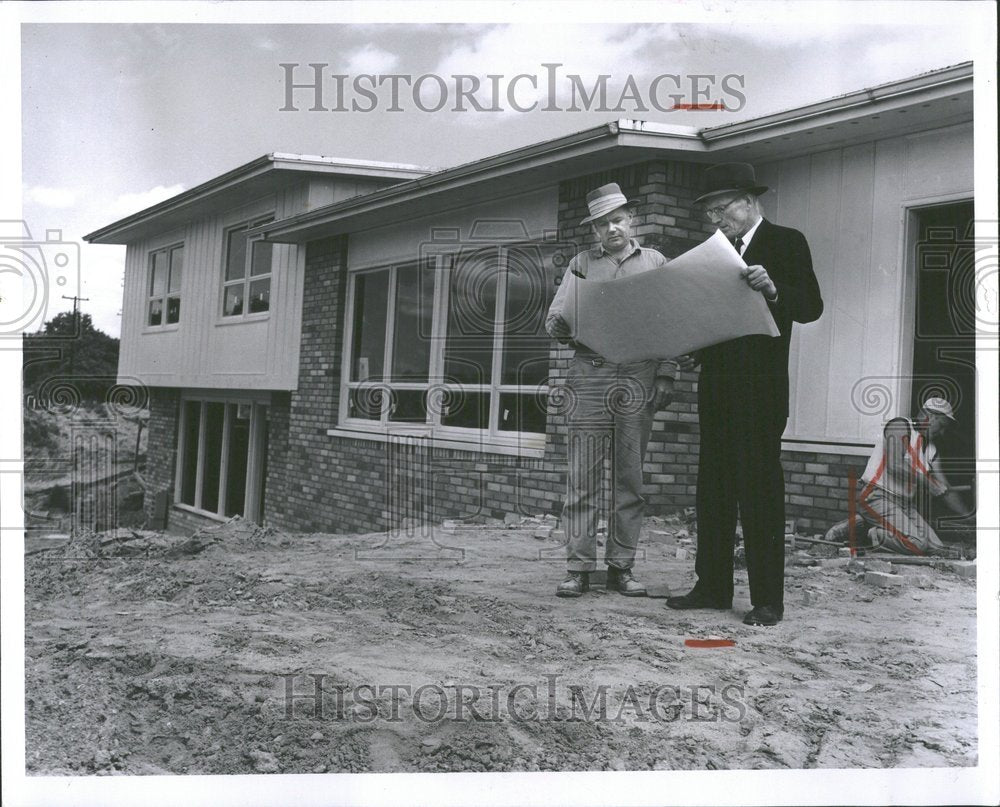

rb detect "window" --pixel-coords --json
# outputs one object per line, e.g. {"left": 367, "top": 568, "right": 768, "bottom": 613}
{"left": 147, "top": 244, "right": 183, "bottom": 326}
{"left": 175, "top": 397, "right": 269, "bottom": 522}
{"left": 223, "top": 216, "right": 274, "bottom": 317}
{"left": 343, "top": 243, "right": 558, "bottom": 444}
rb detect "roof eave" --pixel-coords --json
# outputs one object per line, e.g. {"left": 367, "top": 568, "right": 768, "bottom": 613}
{"left": 700, "top": 61, "right": 972, "bottom": 143}
{"left": 255, "top": 121, "right": 713, "bottom": 243}
{"left": 84, "top": 155, "right": 275, "bottom": 244}
{"left": 83, "top": 153, "right": 434, "bottom": 244}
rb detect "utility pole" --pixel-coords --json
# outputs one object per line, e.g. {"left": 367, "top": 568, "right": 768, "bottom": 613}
{"left": 61, "top": 294, "right": 90, "bottom": 375}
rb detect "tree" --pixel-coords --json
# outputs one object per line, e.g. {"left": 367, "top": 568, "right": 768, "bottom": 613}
{"left": 23, "top": 312, "right": 121, "bottom": 403}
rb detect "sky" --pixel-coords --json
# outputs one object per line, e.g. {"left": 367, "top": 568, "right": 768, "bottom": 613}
{"left": 11, "top": 4, "right": 992, "bottom": 337}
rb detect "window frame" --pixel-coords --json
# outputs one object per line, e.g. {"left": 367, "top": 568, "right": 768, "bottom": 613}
{"left": 145, "top": 242, "right": 184, "bottom": 330}
{"left": 220, "top": 214, "right": 275, "bottom": 321}
{"left": 173, "top": 392, "right": 271, "bottom": 522}
{"left": 338, "top": 244, "right": 551, "bottom": 453}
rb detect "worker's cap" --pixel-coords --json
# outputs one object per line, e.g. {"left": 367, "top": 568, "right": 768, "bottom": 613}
{"left": 580, "top": 183, "right": 640, "bottom": 225}
{"left": 922, "top": 396, "right": 956, "bottom": 421}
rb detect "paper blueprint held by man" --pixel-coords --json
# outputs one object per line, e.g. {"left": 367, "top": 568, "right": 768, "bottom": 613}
{"left": 560, "top": 229, "right": 780, "bottom": 363}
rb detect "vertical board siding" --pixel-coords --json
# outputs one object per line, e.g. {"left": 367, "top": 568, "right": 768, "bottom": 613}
{"left": 760, "top": 121, "right": 973, "bottom": 444}
{"left": 771, "top": 155, "right": 812, "bottom": 438}
{"left": 797, "top": 149, "right": 840, "bottom": 437}
{"left": 828, "top": 143, "right": 875, "bottom": 440}
{"left": 866, "top": 137, "right": 907, "bottom": 432}
{"left": 120, "top": 175, "right": 400, "bottom": 391}
{"left": 119, "top": 180, "right": 314, "bottom": 390}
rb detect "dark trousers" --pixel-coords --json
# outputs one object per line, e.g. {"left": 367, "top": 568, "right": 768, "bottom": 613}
{"left": 694, "top": 385, "right": 787, "bottom": 609}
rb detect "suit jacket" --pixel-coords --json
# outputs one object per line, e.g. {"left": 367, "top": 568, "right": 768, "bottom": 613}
{"left": 698, "top": 218, "right": 824, "bottom": 420}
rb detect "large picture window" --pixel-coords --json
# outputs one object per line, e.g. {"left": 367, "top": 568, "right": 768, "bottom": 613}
{"left": 147, "top": 244, "right": 183, "bottom": 327}
{"left": 222, "top": 216, "right": 274, "bottom": 317}
{"left": 342, "top": 243, "right": 557, "bottom": 446}
{"left": 175, "top": 397, "right": 269, "bottom": 522}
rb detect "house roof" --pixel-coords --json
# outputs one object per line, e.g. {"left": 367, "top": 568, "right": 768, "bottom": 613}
{"left": 85, "top": 62, "right": 973, "bottom": 247}
{"left": 253, "top": 62, "right": 972, "bottom": 244}
{"left": 84, "top": 153, "right": 434, "bottom": 244}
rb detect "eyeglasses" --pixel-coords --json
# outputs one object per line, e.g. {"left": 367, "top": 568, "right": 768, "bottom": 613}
{"left": 702, "top": 197, "right": 743, "bottom": 219}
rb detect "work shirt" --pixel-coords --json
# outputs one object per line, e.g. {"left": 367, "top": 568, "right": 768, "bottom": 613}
{"left": 861, "top": 417, "right": 946, "bottom": 500}
{"left": 545, "top": 239, "right": 676, "bottom": 378}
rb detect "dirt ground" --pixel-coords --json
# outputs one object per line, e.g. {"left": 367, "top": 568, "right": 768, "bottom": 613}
{"left": 23, "top": 403, "right": 148, "bottom": 534}
{"left": 24, "top": 515, "right": 978, "bottom": 775}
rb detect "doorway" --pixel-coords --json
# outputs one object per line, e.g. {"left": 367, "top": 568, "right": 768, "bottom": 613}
{"left": 175, "top": 397, "right": 269, "bottom": 524}
{"left": 908, "top": 201, "right": 976, "bottom": 542}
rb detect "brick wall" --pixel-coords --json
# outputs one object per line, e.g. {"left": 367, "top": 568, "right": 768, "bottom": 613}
{"left": 782, "top": 449, "right": 868, "bottom": 532}
{"left": 143, "top": 387, "right": 179, "bottom": 524}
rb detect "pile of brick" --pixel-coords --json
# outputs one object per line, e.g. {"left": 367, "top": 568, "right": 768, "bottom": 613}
{"left": 849, "top": 556, "right": 977, "bottom": 589}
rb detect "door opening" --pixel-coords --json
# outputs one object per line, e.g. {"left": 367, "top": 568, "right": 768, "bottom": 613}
{"left": 909, "top": 201, "right": 976, "bottom": 545}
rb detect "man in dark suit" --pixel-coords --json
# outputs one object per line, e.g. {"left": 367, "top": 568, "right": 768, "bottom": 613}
{"left": 667, "top": 163, "right": 824, "bottom": 626}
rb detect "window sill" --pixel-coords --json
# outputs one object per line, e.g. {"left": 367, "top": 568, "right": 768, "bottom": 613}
{"left": 215, "top": 312, "right": 271, "bottom": 327}
{"left": 781, "top": 438, "right": 875, "bottom": 456}
{"left": 172, "top": 502, "right": 230, "bottom": 522}
{"left": 327, "top": 426, "right": 547, "bottom": 458}
{"left": 142, "top": 323, "right": 181, "bottom": 335}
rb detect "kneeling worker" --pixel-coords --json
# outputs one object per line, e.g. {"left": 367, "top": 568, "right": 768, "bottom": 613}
{"left": 824, "top": 397, "right": 968, "bottom": 555}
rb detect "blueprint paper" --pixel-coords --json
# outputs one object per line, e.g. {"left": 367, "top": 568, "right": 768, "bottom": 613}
{"left": 561, "top": 230, "right": 780, "bottom": 363}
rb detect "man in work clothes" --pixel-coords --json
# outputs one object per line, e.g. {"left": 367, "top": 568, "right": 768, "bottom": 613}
{"left": 823, "top": 397, "right": 968, "bottom": 555}
{"left": 546, "top": 182, "right": 677, "bottom": 598}
{"left": 667, "top": 163, "right": 824, "bottom": 626}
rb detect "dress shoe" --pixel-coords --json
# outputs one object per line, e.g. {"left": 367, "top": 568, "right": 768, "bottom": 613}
{"left": 606, "top": 566, "right": 647, "bottom": 597}
{"left": 556, "top": 571, "right": 590, "bottom": 598}
{"left": 665, "top": 589, "right": 731, "bottom": 610}
{"left": 742, "top": 605, "right": 783, "bottom": 626}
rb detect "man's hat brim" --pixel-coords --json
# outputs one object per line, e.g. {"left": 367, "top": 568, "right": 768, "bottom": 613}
{"left": 693, "top": 185, "right": 769, "bottom": 206}
{"left": 581, "top": 198, "right": 641, "bottom": 225}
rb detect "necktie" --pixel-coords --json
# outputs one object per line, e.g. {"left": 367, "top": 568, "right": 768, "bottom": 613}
{"left": 734, "top": 237, "right": 744, "bottom": 254}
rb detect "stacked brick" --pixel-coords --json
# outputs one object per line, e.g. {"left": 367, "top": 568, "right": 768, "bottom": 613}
{"left": 143, "top": 388, "right": 179, "bottom": 525}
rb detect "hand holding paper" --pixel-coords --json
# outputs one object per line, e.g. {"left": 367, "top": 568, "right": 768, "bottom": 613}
{"left": 560, "top": 230, "right": 779, "bottom": 364}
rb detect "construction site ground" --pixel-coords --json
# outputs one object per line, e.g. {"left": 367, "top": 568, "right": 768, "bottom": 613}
{"left": 24, "top": 516, "right": 978, "bottom": 775}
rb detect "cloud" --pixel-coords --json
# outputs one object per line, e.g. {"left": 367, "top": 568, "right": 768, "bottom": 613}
{"left": 107, "top": 184, "right": 186, "bottom": 220}
{"left": 24, "top": 185, "right": 77, "bottom": 208}
{"left": 344, "top": 44, "right": 400, "bottom": 75}
{"left": 428, "top": 24, "right": 680, "bottom": 125}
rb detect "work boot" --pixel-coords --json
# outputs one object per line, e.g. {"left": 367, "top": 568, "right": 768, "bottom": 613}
{"left": 606, "top": 566, "right": 647, "bottom": 597}
{"left": 556, "top": 571, "right": 590, "bottom": 598}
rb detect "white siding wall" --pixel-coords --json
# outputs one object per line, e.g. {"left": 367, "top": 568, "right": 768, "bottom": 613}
{"left": 119, "top": 180, "right": 317, "bottom": 390}
{"left": 756, "top": 122, "right": 974, "bottom": 445}
{"left": 306, "top": 176, "right": 390, "bottom": 210}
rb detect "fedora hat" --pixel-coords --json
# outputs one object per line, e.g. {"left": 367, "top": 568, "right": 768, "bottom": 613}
{"left": 580, "top": 183, "right": 639, "bottom": 225}
{"left": 694, "top": 162, "right": 769, "bottom": 205}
